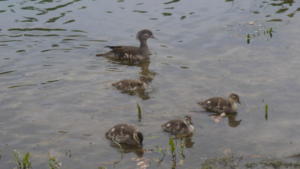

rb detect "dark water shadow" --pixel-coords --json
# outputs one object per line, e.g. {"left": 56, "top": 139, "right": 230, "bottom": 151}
{"left": 105, "top": 59, "right": 157, "bottom": 78}
{"left": 0, "top": 70, "right": 14, "bottom": 75}
{"left": 99, "top": 142, "right": 145, "bottom": 168}
{"left": 193, "top": 110, "right": 242, "bottom": 128}
{"left": 164, "top": 0, "right": 180, "bottom": 5}
{"left": 139, "top": 61, "right": 156, "bottom": 78}
{"left": 109, "top": 143, "right": 144, "bottom": 157}
{"left": 226, "top": 112, "right": 242, "bottom": 128}
{"left": 117, "top": 86, "right": 151, "bottom": 100}
{"left": 99, "top": 54, "right": 151, "bottom": 67}
{"left": 208, "top": 112, "right": 242, "bottom": 128}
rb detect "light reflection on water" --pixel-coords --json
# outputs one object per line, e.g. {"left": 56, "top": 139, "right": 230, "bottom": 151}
{"left": 0, "top": 0, "right": 300, "bottom": 168}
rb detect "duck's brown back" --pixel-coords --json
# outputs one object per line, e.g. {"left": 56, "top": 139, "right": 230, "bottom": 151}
{"left": 199, "top": 97, "right": 232, "bottom": 113}
{"left": 162, "top": 119, "right": 190, "bottom": 136}
{"left": 105, "top": 124, "right": 137, "bottom": 144}
{"left": 106, "top": 45, "right": 149, "bottom": 61}
{"left": 112, "top": 79, "right": 144, "bottom": 91}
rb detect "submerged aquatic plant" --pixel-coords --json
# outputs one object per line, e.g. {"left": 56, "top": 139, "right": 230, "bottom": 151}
{"left": 137, "top": 103, "right": 142, "bottom": 122}
{"left": 48, "top": 155, "right": 62, "bottom": 169}
{"left": 265, "top": 104, "right": 269, "bottom": 120}
{"left": 154, "top": 145, "right": 167, "bottom": 165}
{"left": 264, "top": 28, "right": 273, "bottom": 38}
{"left": 246, "top": 34, "right": 251, "bottom": 44}
{"left": 245, "top": 26, "right": 274, "bottom": 44}
{"left": 167, "top": 137, "right": 188, "bottom": 168}
{"left": 169, "top": 137, "right": 177, "bottom": 169}
{"left": 13, "top": 150, "right": 32, "bottom": 169}
{"left": 169, "top": 137, "right": 176, "bottom": 155}
{"left": 179, "top": 138, "right": 186, "bottom": 159}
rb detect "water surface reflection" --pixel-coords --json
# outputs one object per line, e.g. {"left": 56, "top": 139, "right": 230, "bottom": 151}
{"left": 0, "top": 0, "right": 300, "bottom": 169}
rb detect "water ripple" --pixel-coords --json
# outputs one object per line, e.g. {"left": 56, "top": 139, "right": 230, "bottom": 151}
{"left": 0, "top": 70, "right": 14, "bottom": 75}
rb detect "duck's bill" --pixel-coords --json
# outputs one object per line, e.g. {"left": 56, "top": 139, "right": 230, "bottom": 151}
{"left": 151, "top": 35, "right": 157, "bottom": 39}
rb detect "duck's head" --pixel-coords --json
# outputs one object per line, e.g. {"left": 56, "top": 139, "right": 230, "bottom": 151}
{"left": 228, "top": 93, "right": 240, "bottom": 104}
{"left": 133, "top": 131, "right": 144, "bottom": 147}
{"left": 137, "top": 29, "right": 155, "bottom": 41}
{"left": 184, "top": 115, "right": 193, "bottom": 125}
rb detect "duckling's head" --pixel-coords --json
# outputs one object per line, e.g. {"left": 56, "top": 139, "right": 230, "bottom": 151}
{"left": 133, "top": 131, "right": 144, "bottom": 147}
{"left": 184, "top": 115, "right": 193, "bottom": 125}
{"left": 137, "top": 29, "right": 155, "bottom": 41}
{"left": 139, "top": 76, "right": 153, "bottom": 84}
{"left": 228, "top": 93, "right": 240, "bottom": 104}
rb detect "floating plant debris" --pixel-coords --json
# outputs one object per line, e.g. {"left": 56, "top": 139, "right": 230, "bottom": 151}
{"left": 267, "top": 18, "right": 282, "bottom": 22}
{"left": 63, "top": 19, "right": 75, "bottom": 24}
{"left": 133, "top": 10, "right": 147, "bottom": 13}
{"left": 162, "top": 12, "right": 172, "bottom": 16}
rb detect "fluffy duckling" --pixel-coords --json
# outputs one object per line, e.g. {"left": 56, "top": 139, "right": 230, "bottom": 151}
{"left": 112, "top": 76, "right": 152, "bottom": 93}
{"left": 198, "top": 93, "right": 241, "bottom": 114}
{"left": 96, "top": 29, "right": 155, "bottom": 63}
{"left": 161, "top": 115, "right": 194, "bottom": 137}
{"left": 106, "top": 124, "right": 143, "bottom": 147}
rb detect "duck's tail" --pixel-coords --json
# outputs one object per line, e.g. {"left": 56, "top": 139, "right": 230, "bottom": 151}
{"left": 96, "top": 48, "right": 114, "bottom": 57}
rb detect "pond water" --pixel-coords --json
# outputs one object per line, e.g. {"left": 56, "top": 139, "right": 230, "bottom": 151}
{"left": 0, "top": 0, "right": 300, "bottom": 168}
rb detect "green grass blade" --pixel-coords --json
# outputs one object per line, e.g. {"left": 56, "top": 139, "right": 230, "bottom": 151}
{"left": 137, "top": 103, "right": 142, "bottom": 122}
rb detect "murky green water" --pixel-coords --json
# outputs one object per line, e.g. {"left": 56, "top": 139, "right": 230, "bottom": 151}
{"left": 0, "top": 0, "right": 300, "bottom": 168}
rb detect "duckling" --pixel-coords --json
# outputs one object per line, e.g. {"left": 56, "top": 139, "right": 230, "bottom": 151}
{"left": 161, "top": 115, "right": 194, "bottom": 137}
{"left": 96, "top": 29, "right": 155, "bottom": 63}
{"left": 112, "top": 76, "right": 152, "bottom": 93}
{"left": 198, "top": 93, "right": 241, "bottom": 114}
{"left": 106, "top": 124, "right": 143, "bottom": 147}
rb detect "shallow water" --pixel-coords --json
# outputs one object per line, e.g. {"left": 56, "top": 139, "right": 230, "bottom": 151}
{"left": 0, "top": 0, "right": 300, "bottom": 168}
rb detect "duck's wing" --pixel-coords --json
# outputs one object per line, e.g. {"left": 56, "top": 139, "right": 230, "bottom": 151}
{"left": 198, "top": 97, "right": 221, "bottom": 109}
{"left": 106, "top": 124, "right": 137, "bottom": 143}
{"left": 106, "top": 46, "right": 141, "bottom": 60}
{"left": 199, "top": 97, "right": 231, "bottom": 113}
{"left": 112, "top": 80, "right": 131, "bottom": 89}
{"left": 162, "top": 120, "right": 187, "bottom": 134}
{"left": 112, "top": 79, "right": 143, "bottom": 91}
